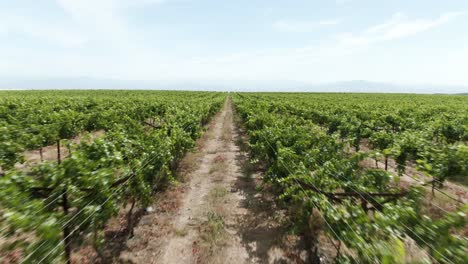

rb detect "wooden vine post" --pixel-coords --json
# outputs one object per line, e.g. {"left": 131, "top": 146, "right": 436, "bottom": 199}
{"left": 57, "top": 140, "right": 61, "bottom": 165}
{"left": 39, "top": 147, "right": 44, "bottom": 162}
{"left": 58, "top": 139, "right": 72, "bottom": 264}
{"left": 127, "top": 198, "right": 136, "bottom": 238}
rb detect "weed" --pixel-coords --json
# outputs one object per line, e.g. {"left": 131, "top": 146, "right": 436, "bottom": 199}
{"left": 174, "top": 227, "right": 188, "bottom": 237}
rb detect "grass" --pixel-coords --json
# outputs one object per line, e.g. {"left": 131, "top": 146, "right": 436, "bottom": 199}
{"left": 220, "top": 107, "right": 234, "bottom": 147}
{"left": 198, "top": 211, "right": 229, "bottom": 259}
{"left": 209, "top": 164, "right": 223, "bottom": 174}
{"left": 176, "top": 151, "right": 204, "bottom": 182}
{"left": 421, "top": 188, "right": 461, "bottom": 219}
{"left": 209, "top": 154, "right": 227, "bottom": 176}
{"left": 173, "top": 227, "right": 188, "bottom": 237}
{"left": 221, "top": 119, "right": 232, "bottom": 143}
{"left": 207, "top": 186, "right": 228, "bottom": 204}
{"left": 197, "top": 186, "right": 230, "bottom": 262}
{"left": 449, "top": 174, "right": 468, "bottom": 187}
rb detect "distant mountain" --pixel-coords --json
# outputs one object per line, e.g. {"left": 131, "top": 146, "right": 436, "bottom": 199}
{"left": 0, "top": 78, "right": 467, "bottom": 94}
{"left": 234, "top": 80, "right": 468, "bottom": 93}
{"left": 317, "top": 80, "right": 468, "bottom": 94}
{"left": 257, "top": 80, "right": 466, "bottom": 94}
{"left": 0, "top": 77, "right": 228, "bottom": 91}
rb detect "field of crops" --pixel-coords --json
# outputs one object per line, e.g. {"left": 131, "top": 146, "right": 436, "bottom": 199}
{"left": 233, "top": 93, "right": 467, "bottom": 263}
{"left": 0, "top": 90, "right": 225, "bottom": 263}
{"left": 0, "top": 91, "right": 467, "bottom": 263}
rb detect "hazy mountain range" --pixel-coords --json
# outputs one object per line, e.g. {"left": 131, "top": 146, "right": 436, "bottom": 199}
{"left": 0, "top": 78, "right": 467, "bottom": 94}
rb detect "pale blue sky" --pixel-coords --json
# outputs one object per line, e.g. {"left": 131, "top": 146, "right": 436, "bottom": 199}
{"left": 1, "top": 0, "right": 468, "bottom": 90}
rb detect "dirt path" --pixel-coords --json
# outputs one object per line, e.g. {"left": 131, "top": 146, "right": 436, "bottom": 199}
{"left": 118, "top": 98, "right": 307, "bottom": 264}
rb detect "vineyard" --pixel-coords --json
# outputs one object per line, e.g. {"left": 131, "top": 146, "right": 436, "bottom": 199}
{"left": 0, "top": 90, "right": 225, "bottom": 263}
{"left": 0, "top": 91, "right": 467, "bottom": 263}
{"left": 232, "top": 93, "right": 467, "bottom": 263}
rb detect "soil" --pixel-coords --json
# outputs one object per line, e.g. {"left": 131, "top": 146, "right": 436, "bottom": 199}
{"left": 358, "top": 140, "right": 467, "bottom": 205}
{"left": 105, "top": 98, "right": 307, "bottom": 264}
{"left": 5, "top": 98, "right": 466, "bottom": 263}
{"left": 355, "top": 139, "right": 467, "bottom": 222}
{"left": 12, "top": 130, "right": 105, "bottom": 171}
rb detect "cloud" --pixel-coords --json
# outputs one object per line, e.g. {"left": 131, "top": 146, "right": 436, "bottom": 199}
{"left": 335, "top": 0, "right": 352, "bottom": 4}
{"left": 0, "top": 24, "right": 7, "bottom": 34}
{"left": 55, "top": 0, "right": 165, "bottom": 35}
{"left": 338, "top": 12, "right": 464, "bottom": 45}
{"left": 0, "top": 15, "right": 86, "bottom": 47}
{"left": 122, "top": 0, "right": 166, "bottom": 7}
{"left": 53, "top": 0, "right": 170, "bottom": 61}
{"left": 274, "top": 19, "right": 341, "bottom": 32}
{"left": 1, "top": 3, "right": 466, "bottom": 88}
{"left": 56, "top": 0, "right": 126, "bottom": 36}
{"left": 166, "top": 11, "right": 466, "bottom": 83}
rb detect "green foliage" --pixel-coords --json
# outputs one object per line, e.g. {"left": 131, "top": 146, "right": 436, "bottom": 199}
{"left": 0, "top": 90, "right": 225, "bottom": 262}
{"left": 233, "top": 92, "right": 467, "bottom": 263}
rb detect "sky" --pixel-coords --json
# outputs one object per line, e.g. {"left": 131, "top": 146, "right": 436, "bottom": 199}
{"left": 0, "top": 0, "right": 468, "bottom": 91}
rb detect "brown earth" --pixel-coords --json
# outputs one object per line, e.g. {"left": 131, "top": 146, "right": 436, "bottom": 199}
{"left": 105, "top": 98, "right": 307, "bottom": 264}
{"left": 358, "top": 140, "right": 467, "bottom": 205}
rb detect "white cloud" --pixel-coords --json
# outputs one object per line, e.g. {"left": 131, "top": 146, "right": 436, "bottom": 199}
{"left": 338, "top": 12, "right": 464, "bottom": 45}
{"left": 55, "top": 0, "right": 165, "bottom": 36}
{"left": 1, "top": 3, "right": 466, "bottom": 88}
{"left": 56, "top": 0, "right": 126, "bottom": 36}
{"left": 335, "top": 0, "right": 352, "bottom": 4}
{"left": 122, "top": 0, "right": 166, "bottom": 7}
{"left": 0, "top": 24, "right": 6, "bottom": 34}
{"left": 163, "top": 11, "right": 466, "bottom": 84}
{"left": 53, "top": 0, "right": 170, "bottom": 59}
{"left": 0, "top": 15, "right": 86, "bottom": 47}
{"left": 274, "top": 19, "right": 341, "bottom": 32}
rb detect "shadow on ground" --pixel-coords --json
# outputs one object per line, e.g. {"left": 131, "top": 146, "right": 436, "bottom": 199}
{"left": 94, "top": 207, "right": 147, "bottom": 264}
{"left": 231, "top": 112, "right": 309, "bottom": 264}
